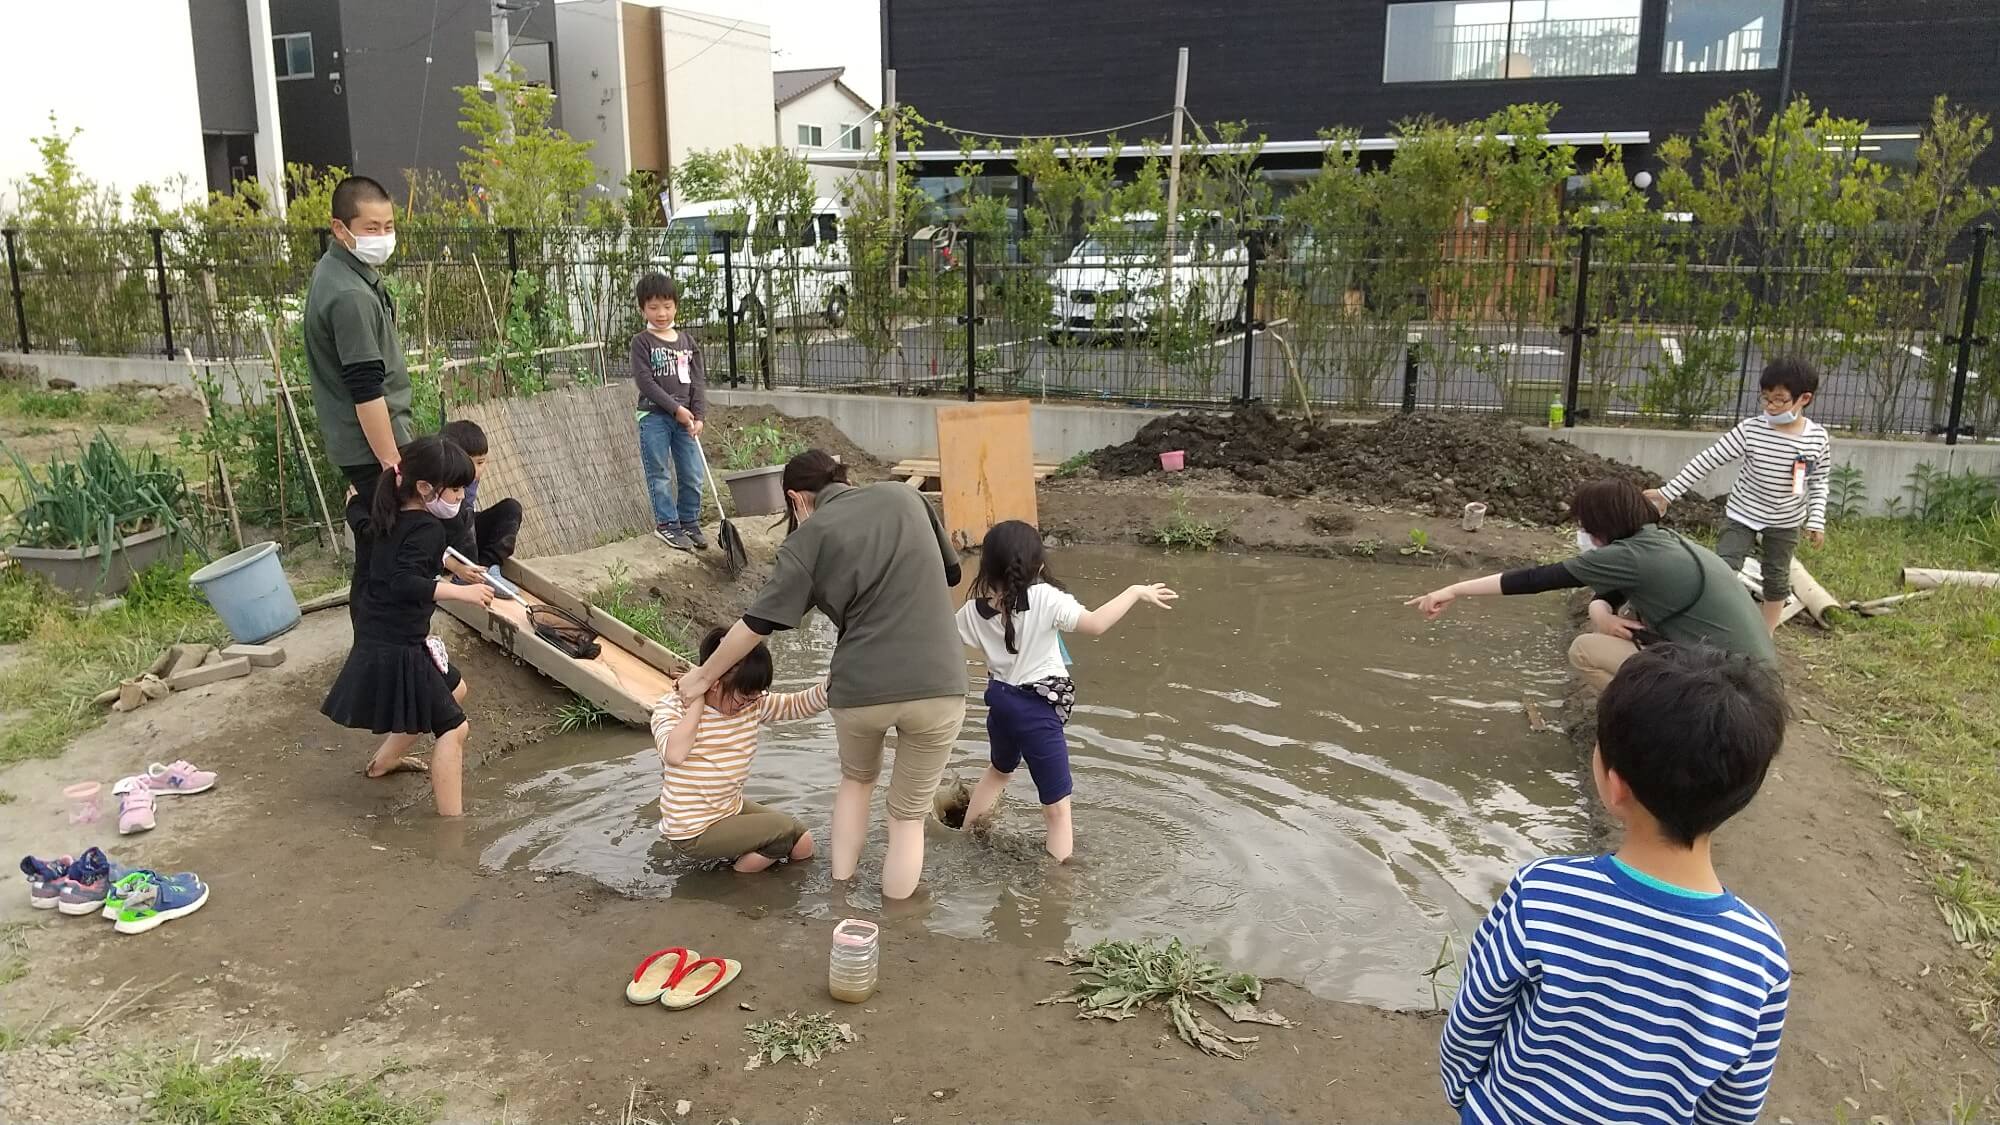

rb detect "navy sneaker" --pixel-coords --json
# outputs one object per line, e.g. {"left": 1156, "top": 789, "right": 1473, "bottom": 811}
{"left": 21, "top": 854, "right": 69, "bottom": 911}
{"left": 113, "top": 872, "right": 210, "bottom": 935}
{"left": 683, "top": 524, "right": 709, "bottom": 550}
{"left": 656, "top": 524, "right": 693, "bottom": 551}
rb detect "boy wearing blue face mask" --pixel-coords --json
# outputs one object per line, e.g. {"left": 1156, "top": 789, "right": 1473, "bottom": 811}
{"left": 1647, "top": 358, "right": 1832, "bottom": 635}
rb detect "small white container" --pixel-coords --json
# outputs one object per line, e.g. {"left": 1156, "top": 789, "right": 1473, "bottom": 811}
{"left": 1461, "top": 502, "right": 1488, "bottom": 532}
{"left": 828, "top": 918, "right": 879, "bottom": 1003}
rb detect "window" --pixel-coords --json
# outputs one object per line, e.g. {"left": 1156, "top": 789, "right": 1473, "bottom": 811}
{"left": 273, "top": 32, "right": 313, "bottom": 80}
{"left": 1662, "top": 0, "right": 1782, "bottom": 72}
{"left": 835, "top": 123, "right": 863, "bottom": 150}
{"left": 1383, "top": 1, "right": 1640, "bottom": 83}
{"left": 816, "top": 213, "right": 839, "bottom": 246}
{"left": 796, "top": 124, "right": 823, "bottom": 148}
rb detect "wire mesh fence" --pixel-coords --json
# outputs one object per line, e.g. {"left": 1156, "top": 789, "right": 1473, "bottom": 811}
{"left": 1, "top": 219, "right": 1993, "bottom": 440}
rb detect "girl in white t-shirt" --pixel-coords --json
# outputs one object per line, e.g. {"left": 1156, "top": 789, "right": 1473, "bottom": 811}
{"left": 955, "top": 520, "right": 1176, "bottom": 861}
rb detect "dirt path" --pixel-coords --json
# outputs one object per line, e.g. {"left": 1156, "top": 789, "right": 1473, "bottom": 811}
{"left": 1, "top": 486, "right": 1994, "bottom": 1122}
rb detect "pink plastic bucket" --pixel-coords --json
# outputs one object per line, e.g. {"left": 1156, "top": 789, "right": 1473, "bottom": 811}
{"left": 1159, "top": 450, "right": 1186, "bottom": 472}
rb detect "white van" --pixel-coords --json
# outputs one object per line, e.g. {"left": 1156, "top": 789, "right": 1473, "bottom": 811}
{"left": 657, "top": 197, "right": 851, "bottom": 330}
{"left": 1048, "top": 211, "right": 1248, "bottom": 340}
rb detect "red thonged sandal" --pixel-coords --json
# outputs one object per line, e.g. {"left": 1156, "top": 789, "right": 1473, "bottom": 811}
{"left": 625, "top": 947, "right": 698, "bottom": 1005}
{"left": 659, "top": 955, "right": 742, "bottom": 1010}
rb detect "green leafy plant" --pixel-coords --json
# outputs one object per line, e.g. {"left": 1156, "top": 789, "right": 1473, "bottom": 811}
{"left": 554, "top": 697, "right": 610, "bottom": 735}
{"left": 593, "top": 571, "right": 694, "bottom": 659}
{"left": 719, "top": 420, "right": 806, "bottom": 472}
{"left": 1153, "top": 501, "right": 1223, "bottom": 552}
{"left": 1352, "top": 537, "right": 1383, "bottom": 558}
{"left": 2, "top": 430, "right": 199, "bottom": 565}
{"left": 743, "top": 1011, "right": 857, "bottom": 1070}
{"left": 1827, "top": 463, "right": 1869, "bottom": 523}
{"left": 1039, "top": 938, "right": 1291, "bottom": 1059}
{"left": 1399, "top": 527, "right": 1435, "bottom": 556}
{"left": 455, "top": 62, "right": 596, "bottom": 227}
{"left": 1052, "top": 450, "right": 1094, "bottom": 479}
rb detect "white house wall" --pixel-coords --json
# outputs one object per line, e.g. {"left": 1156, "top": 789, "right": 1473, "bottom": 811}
{"left": 776, "top": 80, "right": 872, "bottom": 200}
{"left": 660, "top": 8, "right": 770, "bottom": 174}
{"left": 0, "top": 3, "right": 208, "bottom": 212}
{"left": 555, "top": 0, "right": 632, "bottom": 193}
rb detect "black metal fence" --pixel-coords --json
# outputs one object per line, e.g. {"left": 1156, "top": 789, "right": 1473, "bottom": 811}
{"left": 2, "top": 220, "right": 1993, "bottom": 440}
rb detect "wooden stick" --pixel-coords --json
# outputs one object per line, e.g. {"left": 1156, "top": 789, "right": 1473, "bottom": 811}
{"left": 1851, "top": 590, "right": 1934, "bottom": 612}
{"left": 185, "top": 349, "right": 244, "bottom": 550}
{"left": 260, "top": 320, "right": 340, "bottom": 556}
{"left": 1902, "top": 567, "right": 2000, "bottom": 591}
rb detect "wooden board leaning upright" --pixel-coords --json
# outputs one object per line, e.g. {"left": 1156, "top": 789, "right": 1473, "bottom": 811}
{"left": 933, "top": 399, "right": 1039, "bottom": 554}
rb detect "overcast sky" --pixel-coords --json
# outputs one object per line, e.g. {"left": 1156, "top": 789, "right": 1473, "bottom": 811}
{"left": 668, "top": 0, "right": 884, "bottom": 105}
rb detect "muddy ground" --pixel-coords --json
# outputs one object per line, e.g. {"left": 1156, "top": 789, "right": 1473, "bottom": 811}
{"left": 1, "top": 411, "right": 1996, "bottom": 1123}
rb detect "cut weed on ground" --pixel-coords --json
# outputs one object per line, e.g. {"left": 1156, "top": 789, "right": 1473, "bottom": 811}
{"left": 742, "top": 1011, "right": 856, "bottom": 1070}
{"left": 1040, "top": 937, "right": 1291, "bottom": 1059}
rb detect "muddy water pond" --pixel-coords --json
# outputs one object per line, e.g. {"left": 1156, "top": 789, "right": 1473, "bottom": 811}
{"left": 386, "top": 547, "right": 1587, "bottom": 1008}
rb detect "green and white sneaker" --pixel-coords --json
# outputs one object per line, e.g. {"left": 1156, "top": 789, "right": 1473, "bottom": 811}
{"left": 112, "top": 872, "right": 209, "bottom": 935}
{"left": 100, "top": 870, "right": 151, "bottom": 920}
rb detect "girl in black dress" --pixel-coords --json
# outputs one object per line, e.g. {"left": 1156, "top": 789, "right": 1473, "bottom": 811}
{"left": 322, "top": 436, "right": 493, "bottom": 816}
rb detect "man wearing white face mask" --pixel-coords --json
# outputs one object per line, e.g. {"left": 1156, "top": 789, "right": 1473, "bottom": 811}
{"left": 304, "top": 175, "right": 414, "bottom": 502}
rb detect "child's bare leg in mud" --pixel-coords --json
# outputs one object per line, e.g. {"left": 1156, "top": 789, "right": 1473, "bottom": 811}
{"left": 962, "top": 767, "right": 1012, "bottom": 832}
{"left": 365, "top": 733, "right": 422, "bottom": 778}
{"left": 1041, "top": 797, "right": 1074, "bottom": 863}
{"left": 430, "top": 720, "right": 467, "bottom": 816}
{"left": 734, "top": 831, "right": 815, "bottom": 873}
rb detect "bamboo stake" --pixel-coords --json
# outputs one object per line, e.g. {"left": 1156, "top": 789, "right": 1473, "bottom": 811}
{"left": 259, "top": 321, "right": 340, "bottom": 555}
{"left": 185, "top": 349, "right": 244, "bottom": 549}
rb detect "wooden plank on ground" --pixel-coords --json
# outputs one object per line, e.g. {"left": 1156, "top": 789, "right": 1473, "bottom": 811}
{"left": 439, "top": 561, "right": 678, "bottom": 726}
{"left": 933, "top": 399, "right": 1038, "bottom": 551}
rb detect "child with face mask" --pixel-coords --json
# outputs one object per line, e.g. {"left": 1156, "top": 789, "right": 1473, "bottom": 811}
{"left": 1646, "top": 358, "right": 1833, "bottom": 635}
{"left": 321, "top": 436, "right": 494, "bottom": 816}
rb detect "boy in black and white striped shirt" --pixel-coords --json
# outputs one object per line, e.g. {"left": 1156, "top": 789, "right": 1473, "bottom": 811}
{"left": 1646, "top": 358, "right": 1832, "bottom": 635}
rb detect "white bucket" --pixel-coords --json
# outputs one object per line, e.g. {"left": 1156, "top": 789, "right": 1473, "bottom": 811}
{"left": 1461, "top": 502, "right": 1488, "bottom": 532}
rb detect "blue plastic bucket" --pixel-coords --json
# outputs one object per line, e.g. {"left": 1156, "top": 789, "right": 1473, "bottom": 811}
{"left": 188, "top": 541, "right": 301, "bottom": 644}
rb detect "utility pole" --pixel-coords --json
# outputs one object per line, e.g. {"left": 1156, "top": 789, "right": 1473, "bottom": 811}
{"left": 491, "top": 1, "right": 517, "bottom": 140}
{"left": 1162, "top": 48, "right": 1189, "bottom": 315}
{"left": 884, "top": 68, "right": 899, "bottom": 293}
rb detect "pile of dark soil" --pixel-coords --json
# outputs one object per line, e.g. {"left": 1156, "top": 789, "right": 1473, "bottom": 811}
{"left": 1090, "top": 406, "right": 1724, "bottom": 530}
{"left": 706, "top": 404, "right": 888, "bottom": 481}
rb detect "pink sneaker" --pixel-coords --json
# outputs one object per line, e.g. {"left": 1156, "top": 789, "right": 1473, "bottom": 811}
{"left": 117, "top": 778, "right": 156, "bottom": 835}
{"left": 145, "top": 759, "right": 217, "bottom": 796}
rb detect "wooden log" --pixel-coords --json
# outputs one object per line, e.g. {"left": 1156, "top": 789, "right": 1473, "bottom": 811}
{"left": 1902, "top": 567, "right": 2000, "bottom": 591}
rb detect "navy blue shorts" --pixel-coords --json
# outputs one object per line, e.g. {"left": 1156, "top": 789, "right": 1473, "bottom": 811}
{"left": 984, "top": 680, "right": 1073, "bottom": 805}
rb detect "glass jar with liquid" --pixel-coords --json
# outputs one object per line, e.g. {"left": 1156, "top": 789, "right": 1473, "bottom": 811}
{"left": 828, "top": 918, "right": 879, "bottom": 1003}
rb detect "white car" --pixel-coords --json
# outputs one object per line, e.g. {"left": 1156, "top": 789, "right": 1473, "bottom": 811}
{"left": 1048, "top": 212, "right": 1248, "bottom": 341}
{"left": 656, "top": 197, "right": 851, "bottom": 330}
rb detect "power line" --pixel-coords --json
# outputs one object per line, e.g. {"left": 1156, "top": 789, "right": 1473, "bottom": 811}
{"left": 346, "top": 0, "right": 481, "bottom": 55}
{"left": 664, "top": 17, "right": 750, "bottom": 74}
{"left": 412, "top": 0, "right": 446, "bottom": 168}
{"left": 921, "top": 110, "right": 1178, "bottom": 143}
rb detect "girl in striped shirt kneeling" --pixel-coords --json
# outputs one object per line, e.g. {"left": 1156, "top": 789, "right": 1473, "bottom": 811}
{"left": 652, "top": 628, "right": 828, "bottom": 872}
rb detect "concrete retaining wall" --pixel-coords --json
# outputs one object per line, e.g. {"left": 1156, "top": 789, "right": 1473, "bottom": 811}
{"left": 6, "top": 349, "right": 1991, "bottom": 518}
{"left": 1, "top": 351, "right": 272, "bottom": 404}
{"left": 713, "top": 389, "right": 2000, "bottom": 517}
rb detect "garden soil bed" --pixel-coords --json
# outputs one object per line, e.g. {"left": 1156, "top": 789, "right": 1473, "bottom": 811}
{"left": 1089, "top": 406, "right": 1727, "bottom": 531}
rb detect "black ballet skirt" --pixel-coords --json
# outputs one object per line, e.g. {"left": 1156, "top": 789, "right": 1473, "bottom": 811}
{"left": 321, "top": 642, "right": 464, "bottom": 736}
{"left": 321, "top": 507, "right": 464, "bottom": 737}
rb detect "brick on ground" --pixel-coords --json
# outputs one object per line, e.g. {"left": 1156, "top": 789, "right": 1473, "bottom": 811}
{"left": 220, "top": 643, "right": 286, "bottom": 668}
{"left": 167, "top": 656, "right": 251, "bottom": 691}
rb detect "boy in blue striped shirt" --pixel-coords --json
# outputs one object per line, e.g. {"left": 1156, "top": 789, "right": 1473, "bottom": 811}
{"left": 1442, "top": 644, "right": 1790, "bottom": 1125}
